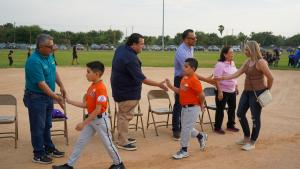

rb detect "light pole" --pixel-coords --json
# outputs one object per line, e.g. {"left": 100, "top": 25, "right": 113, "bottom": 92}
{"left": 162, "top": 0, "right": 165, "bottom": 51}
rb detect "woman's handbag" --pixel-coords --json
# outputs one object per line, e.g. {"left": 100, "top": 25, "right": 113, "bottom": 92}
{"left": 252, "top": 89, "right": 272, "bottom": 107}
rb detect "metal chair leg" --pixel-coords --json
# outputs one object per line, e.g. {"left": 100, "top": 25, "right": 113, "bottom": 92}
{"left": 151, "top": 112, "right": 159, "bottom": 136}
{"left": 207, "top": 109, "right": 214, "bottom": 130}
{"left": 146, "top": 110, "right": 150, "bottom": 129}
{"left": 135, "top": 116, "right": 138, "bottom": 131}
{"left": 140, "top": 116, "right": 146, "bottom": 138}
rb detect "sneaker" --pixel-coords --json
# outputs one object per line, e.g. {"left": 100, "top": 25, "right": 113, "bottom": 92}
{"left": 32, "top": 155, "right": 52, "bottom": 164}
{"left": 236, "top": 137, "right": 250, "bottom": 145}
{"left": 52, "top": 164, "right": 73, "bottom": 169}
{"left": 172, "top": 150, "right": 189, "bottom": 159}
{"left": 241, "top": 143, "right": 255, "bottom": 151}
{"left": 52, "top": 164, "right": 74, "bottom": 169}
{"left": 109, "top": 162, "right": 126, "bottom": 169}
{"left": 214, "top": 128, "right": 226, "bottom": 135}
{"left": 173, "top": 132, "right": 180, "bottom": 141}
{"left": 46, "top": 148, "right": 65, "bottom": 158}
{"left": 198, "top": 132, "right": 208, "bottom": 151}
{"left": 117, "top": 143, "right": 137, "bottom": 151}
{"left": 227, "top": 127, "right": 240, "bottom": 132}
{"left": 128, "top": 138, "right": 136, "bottom": 144}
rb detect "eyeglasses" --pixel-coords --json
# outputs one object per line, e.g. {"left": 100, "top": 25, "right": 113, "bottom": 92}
{"left": 41, "top": 45, "right": 54, "bottom": 50}
{"left": 187, "top": 37, "right": 196, "bottom": 40}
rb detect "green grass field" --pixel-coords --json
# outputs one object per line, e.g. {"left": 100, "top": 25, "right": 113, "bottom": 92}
{"left": 0, "top": 49, "right": 298, "bottom": 70}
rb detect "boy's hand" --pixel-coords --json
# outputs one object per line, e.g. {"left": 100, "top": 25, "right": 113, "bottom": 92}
{"left": 165, "top": 78, "right": 171, "bottom": 87}
{"left": 158, "top": 80, "right": 168, "bottom": 91}
{"left": 213, "top": 76, "right": 223, "bottom": 81}
{"left": 75, "top": 122, "right": 85, "bottom": 131}
{"left": 206, "top": 74, "right": 215, "bottom": 84}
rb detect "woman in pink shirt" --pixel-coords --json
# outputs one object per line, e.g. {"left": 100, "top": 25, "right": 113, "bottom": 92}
{"left": 213, "top": 46, "right": 239, "bottom": 134}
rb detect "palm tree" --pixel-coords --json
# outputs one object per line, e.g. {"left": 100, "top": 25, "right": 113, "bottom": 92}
{"left": 218, "top": 25, "right": 224, "bottom": 36}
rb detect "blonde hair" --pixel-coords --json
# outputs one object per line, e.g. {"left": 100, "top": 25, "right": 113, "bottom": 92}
{"left": 244, "top": 41, "right": 262, "bottom": 61}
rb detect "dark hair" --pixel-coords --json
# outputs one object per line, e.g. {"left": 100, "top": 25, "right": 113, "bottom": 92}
{"left": 9, "top": 50, "right": 13, "bottom": 53}
{"left": 219, "top": 46, "right": 232, "bottom": 62}
{"left": 182, "top": 29, "right": 194, "bottom": 40}
{"left": 185, "top": 58, "right": 198, "bottom": 71}
{"left": 126, "top": 33, "right": 144, "bottom": 46}
{"left": 36, "top": 34, "right": 53, "bottom": 49}
{"left": 86, "top": 61, "right": 105, "bottom": 75}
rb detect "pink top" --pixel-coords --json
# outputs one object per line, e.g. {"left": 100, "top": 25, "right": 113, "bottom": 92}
{"left": 214, "top": 61, "right": 238, "bottom": 93}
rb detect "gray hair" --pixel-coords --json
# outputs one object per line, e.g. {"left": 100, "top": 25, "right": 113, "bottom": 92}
{"left": 36, "top": 34, "right": 53, "bottom": 49}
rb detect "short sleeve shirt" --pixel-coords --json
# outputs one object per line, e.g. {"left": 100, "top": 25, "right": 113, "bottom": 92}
{"left": 214, "top": 61, "right": 237, "bottom": 93}
{"left": 179, "top": 74, "right": 203, "bottom": 106}
{"left": 25, "top": 51, "right": 56, "bottom": 93}
{"left": 86, "top": 80, "right": 108, "bottom": 114}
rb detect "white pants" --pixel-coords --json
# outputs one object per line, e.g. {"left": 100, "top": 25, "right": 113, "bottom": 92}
{"left": 67, "top": 113, "right": 121, "bottom": 166}
{"left": 180, "top": 106, "right": 201, "bottom": 148}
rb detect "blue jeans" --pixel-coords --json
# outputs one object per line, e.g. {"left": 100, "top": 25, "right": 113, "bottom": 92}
{"left": 237, "top": 89, "right": 266, "bottom": 142}
{"left": 23, "top": 90, "right": 56, "bottom": 157}
{"left": 172, "top": 76, "right": 182, "bottom": 133}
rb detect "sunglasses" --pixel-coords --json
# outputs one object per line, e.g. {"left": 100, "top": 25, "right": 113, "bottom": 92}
{"left": 187, "top": 37, "right": 196, "bottom": 40}
{"left": 41, "top": 45, "right": 54, "bottom": 50}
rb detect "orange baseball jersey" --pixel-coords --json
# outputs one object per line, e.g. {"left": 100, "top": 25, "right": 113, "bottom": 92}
{"left": 85, "top": 80, "right": 108, "bottom": 114}
{"left": 179, "top": 73, "right": 203, "bottom": 106}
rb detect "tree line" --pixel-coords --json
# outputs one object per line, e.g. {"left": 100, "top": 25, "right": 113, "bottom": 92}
{"left": 1, "top": 23, "right": 300, "bottom": 47}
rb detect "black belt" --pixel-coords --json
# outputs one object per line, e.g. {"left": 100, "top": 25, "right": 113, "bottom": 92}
{"left": 85, "top": 114, "right": 103, "bottom": 119}
{"left": 182, "top": 104, "right": 195, "bottom": 108}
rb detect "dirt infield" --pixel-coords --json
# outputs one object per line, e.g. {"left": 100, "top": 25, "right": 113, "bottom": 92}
{"left": 0, "top": 67, "right": 300, "bottom": 169}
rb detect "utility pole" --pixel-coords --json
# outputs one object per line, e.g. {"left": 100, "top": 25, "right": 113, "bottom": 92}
{"left": 29, "top": 28, "right": 32, "bottom": 44}
{"left": 13, "top": 22, "right": 16, "bottom": 43}
{"left": 162, "top": 0, "right": 165, "bottom": 51}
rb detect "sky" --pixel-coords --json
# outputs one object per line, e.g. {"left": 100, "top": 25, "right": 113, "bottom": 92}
{"left": 0, "top": 0, "right": 299, "bottom": 37}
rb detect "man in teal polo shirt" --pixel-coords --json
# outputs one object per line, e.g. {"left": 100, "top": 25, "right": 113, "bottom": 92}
{"left": 23, "top": 34, "right": 66, "bottom": 164}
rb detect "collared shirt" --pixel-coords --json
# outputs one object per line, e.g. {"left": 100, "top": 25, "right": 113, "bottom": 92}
{"left": 111, "top": 45, "right": 146, "bottom": 102}
{"left": 214, "top": 61, "right": 237, "bottom": 93}
{"left": 86, "top": 80, "right": 108, "bottom": 114}
{"left": 174, "top": 43, "right": 194, "bottom": 77}
{"left": 179, "top": 73, "right": 203, "bottom": 106}
{"left": 25, "top": 50, "right": 56, "bottom": 93}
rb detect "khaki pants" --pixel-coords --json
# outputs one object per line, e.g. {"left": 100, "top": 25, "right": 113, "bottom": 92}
{"left": 117, "top": 100, "right": 139, "bottom": 146}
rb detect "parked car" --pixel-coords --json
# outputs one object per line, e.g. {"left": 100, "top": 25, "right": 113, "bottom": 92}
{"left": 16, "top": 43, "right": 29, "bottom": 49}
{"left": 232, "top": 45, "right": 241, "bottom": 52}
{"left": 99, "top": 44, "right": 114, "bottom": 50}
{"left": 165, "top": 45, "right": 177, "bottom": 51}
{"left": 207, "top": 45, "right": 220, "bottom": 52}
{"left": 150, "top": 45, "right": 162, "bottom": 51}
{"left": 0, "top": 43, "right": 6, "bottom": 49}
{"left": 58, "top": 45, "right": 67, "bottom": 50}
{"left": 194, "top": 45, "right": 205, "bottom": 51}
{"left": 90, "top": 44, "right": 101, "bottom": 50}
{"left": 76, "top": 44, "right": 84, "bottom": 50}
{"left": 5, "top": 43, "right": 17, "bottom": 49}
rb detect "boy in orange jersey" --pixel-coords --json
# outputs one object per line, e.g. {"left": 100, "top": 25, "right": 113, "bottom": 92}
{"left": 52, "top": 61, "right": 124, "bottom": 169}
{"left": 166, "top": 58, "right": 208, "bottom": 160}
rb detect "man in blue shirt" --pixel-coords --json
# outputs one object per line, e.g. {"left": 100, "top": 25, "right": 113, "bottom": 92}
{"left": 295, "top": 47, "right": 300, "bottom": 68}
{"left": 111, "top": 33, "right": 167, "bottom": 151}
{"left": 23, "top": 34, "right": 66, "bottom": 164}
{"left": 172, "top": 29, "right": 214, "bottom": 140}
